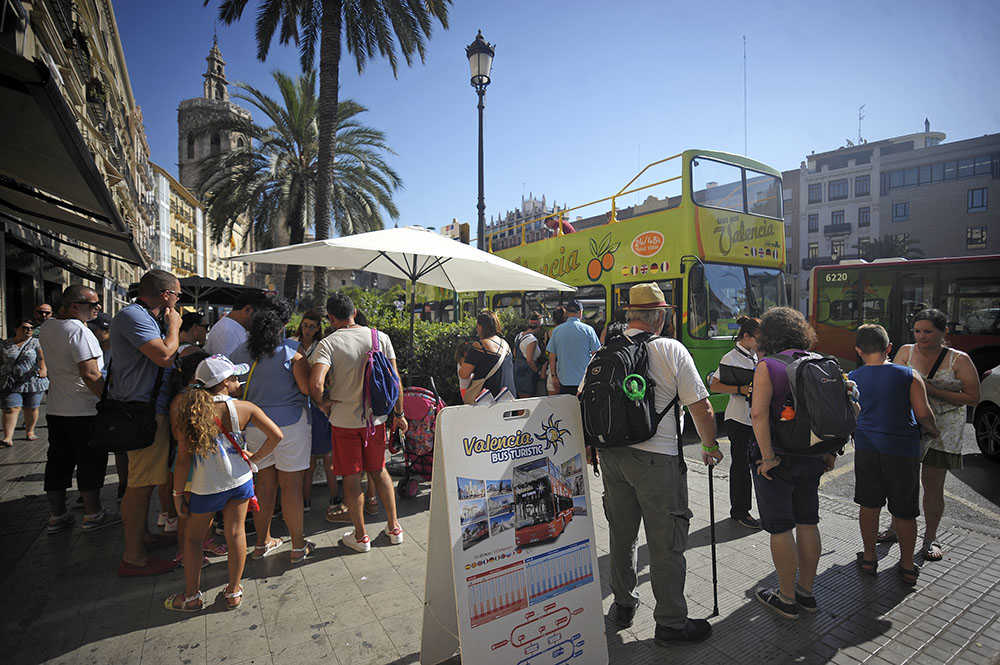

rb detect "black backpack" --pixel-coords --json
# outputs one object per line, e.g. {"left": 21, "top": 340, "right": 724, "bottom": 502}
{"left": 580, "top": 333, "right": 679, "bottom": 448}
{"left": 769, "top": 351, "right": 856, "bottom": 455}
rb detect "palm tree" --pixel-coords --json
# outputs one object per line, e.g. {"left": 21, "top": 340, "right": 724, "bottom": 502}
{"left": 208, "top": 0, "right": 450, "bottom": 302}
{"left": 197, "top": 69, "right": 400, "bottom": 299}
{"left": 854, "top": 234, "right": 925, "bottom": 261}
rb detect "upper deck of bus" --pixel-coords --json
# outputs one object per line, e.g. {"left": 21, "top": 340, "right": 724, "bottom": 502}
{"left": 488, "top": 150, "right": 787, "bottom": 283}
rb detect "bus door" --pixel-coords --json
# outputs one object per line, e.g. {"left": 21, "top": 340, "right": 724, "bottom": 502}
{"left": 613, "top": 280, "right": 679, "bottom": 338}
{"left": 575, "top": 285, "right": 607, "bottom": 334}
{"left": 893, "top": 269, "right": 937, "bottom": 345}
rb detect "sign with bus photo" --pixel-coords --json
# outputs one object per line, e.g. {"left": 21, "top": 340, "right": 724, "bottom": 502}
{"left": 420, "top": 395, "right": 607, "bottom": 665}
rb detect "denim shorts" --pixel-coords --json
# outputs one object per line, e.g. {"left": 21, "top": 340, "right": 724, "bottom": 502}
{"left": 749, "top": 444, "right": 826, "bottom": 534}
{"left": 2, "top": 391, "right": 43, "bottom": 409}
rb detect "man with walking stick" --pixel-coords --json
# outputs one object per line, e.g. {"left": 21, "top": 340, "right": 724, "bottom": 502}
{"left": 592, "top": 283, "right": 722, "bottom": 646}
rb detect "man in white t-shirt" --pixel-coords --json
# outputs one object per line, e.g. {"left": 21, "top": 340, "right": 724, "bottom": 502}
{"left": 309, "top": 292, "right": 407, "bottom": 553}
{"left": 597, "top": 283, "right": 722, "bottom": 646}
{"left": 37, "top": 285, "right": 120, "bottom": 534}
{"left": 203, "top": 291, "right": 267, "bottom": 356}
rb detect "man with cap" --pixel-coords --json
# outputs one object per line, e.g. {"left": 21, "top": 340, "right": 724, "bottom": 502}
{"left": 597, "top": 282, "right": 723, "bottom": 646}
{"left": 546, "top": 299, "right": 601, "bottom": 395}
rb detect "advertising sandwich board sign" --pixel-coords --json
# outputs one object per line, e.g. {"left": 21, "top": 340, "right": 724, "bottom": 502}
{"left": 420, "top": 395, "right": 608, "bottom": 665}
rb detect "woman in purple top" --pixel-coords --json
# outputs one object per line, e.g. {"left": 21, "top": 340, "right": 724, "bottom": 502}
{"left": 748, "top": 307, "right": 834, "bottom": 620}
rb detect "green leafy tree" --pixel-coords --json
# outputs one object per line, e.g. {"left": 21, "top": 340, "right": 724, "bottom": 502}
{"left": 197, "top": 70, "right": 400, "bottom": 299}
{"left": 855, "top": 234, "right": 925, "bottom": 261}
{"left": 208, "top": 0, "right": 450, "bottom": 302}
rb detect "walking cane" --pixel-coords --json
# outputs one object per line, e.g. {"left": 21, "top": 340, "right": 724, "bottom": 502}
{"left": 707, "top": 462, "right": 719, "bottom": 618}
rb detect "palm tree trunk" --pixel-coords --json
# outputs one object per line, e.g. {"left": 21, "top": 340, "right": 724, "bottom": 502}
{"left": 283, "top": 212, "right": 306, "bottom": 302}
{"left": 312, "top": 0, "right": 343, "bottom": 305}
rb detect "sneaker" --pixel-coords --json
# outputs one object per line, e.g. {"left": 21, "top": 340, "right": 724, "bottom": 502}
{"left": 47, "top": 512, "right": 74, "bottom": 534}
{"left": 606, "top": 602, "right": 636, "bottom": 629}
{"left": 383, "top": 527, "right": 404, "bottom": 545}
{"left": 304, "top": 499, "right": 312, "bottom": 514}
{"left": 341, "top": 531, "right": 371, "bottom": 553}
{"left": 755, "top": 587, "right": 799, "bottom": 619}
{"left": 794, "top": 586, "right": 818, "bottom": 613}
{"left": 163, "top": 517, "right": 178, "bottom": 533}
{"left": 82, "top": 510, "right": 123, "bottom": 532}
{"left": 117, "top": 557, "right": 177, "bottom": 577}
{"left": 734, "top": 514, "right": 761, "bottom": 529}
{"left": 653, "top": 618, "right": 712, "bottom": 645}
{"left": 156, "top": 511, "right": 168, "bottom": 527}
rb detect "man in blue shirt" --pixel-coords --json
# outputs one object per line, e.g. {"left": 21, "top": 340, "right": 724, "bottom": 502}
{"left": 111, "top": 269, "right": 181, "bottom": 577}
{"left": 546, "top": 300, "right": 601, "bottom": 395}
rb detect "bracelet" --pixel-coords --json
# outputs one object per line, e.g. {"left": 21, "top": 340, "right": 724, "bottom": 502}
{"left": 701, "top": 443, "right": 720, "bottom": 452}
{"left": 171, "top": 490, "right": 185, "bottom": 497}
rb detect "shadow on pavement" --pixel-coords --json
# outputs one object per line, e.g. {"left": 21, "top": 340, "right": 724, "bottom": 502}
{"left": 951, "top": 454, "right": 1000, "bottom": 507}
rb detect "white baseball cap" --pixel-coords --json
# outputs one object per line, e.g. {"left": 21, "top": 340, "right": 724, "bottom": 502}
{"left": 194, "top": 354, "right": 250, "bottom": 388}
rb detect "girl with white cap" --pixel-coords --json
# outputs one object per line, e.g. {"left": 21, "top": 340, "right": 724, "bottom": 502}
{"left": 164, "top": 354, "right": 283, "bottom": 612}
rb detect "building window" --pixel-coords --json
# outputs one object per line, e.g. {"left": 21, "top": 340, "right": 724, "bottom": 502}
{"left": 236, "top": 136, "right": 245, "bottom": 148}
{"left": 831, "top": 210, "right": 845, "bottom": 225}
{"left": 919, "top": 165, "right": 932, "bottom": 184}
{"left": 943, "top": 161, "right": 956, "bottom": 180}
{"left": 186, "top": 135, "right": 195, "bottom": 160}
{"left": 858, "top": 206, "right": 871, "bottom": 227}
{"left": 831, "top": 239, "right": 845, "bottom": 257}
{"left": 967, "top": 225, "right": 987, "bottom": 250}
{"left": 854, "top": 175, "right": 870, "bottom": 196}
{"left": 828, "top": 179, "right": 848, "bottom": 201}
{"left": 858, "top": 237, "right": 872, "bottom": 255}
{"left": 975, "top": 155, "right": 991, "bottom": 176}
{"left": 808, "top": 214, "right": 819, "bottom": 233}
{"left": 892, "top": 201, "right": 909, "bottom": 222}
{"left": 808, "top": 242, "right": 819, "bottom": 259}
{"left": 211, "top": 133, "right": 221, "bottom": 155}
{"left": 968, "top": 188, "right": 988, "bottom": 211}
{"left": 958, "top": 158, "right": 974, "bottom": 178}
{"left": 808, "top": 183, "right": 822, "bottom": 203}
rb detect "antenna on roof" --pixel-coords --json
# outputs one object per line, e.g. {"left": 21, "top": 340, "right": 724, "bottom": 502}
{"left": 858, "top": 104, "right": 866, "bottom": 144}
{"left": 743, "top": 35, "right": 748, "bottom": 156}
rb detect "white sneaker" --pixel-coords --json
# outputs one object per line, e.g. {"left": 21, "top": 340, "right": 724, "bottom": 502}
{"left": 341, "top": 531, "right": 371, "bottom": 553}
{"left": 156, "top": 512, "right": 168, "bottom": 527}
{"left": 163, "top": 517, "right": 178, "bottom": 533}
{"left": 383, "top": 527, "right": 404, "bottom": 545}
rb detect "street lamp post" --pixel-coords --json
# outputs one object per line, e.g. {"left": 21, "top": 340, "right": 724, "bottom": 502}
{"left": 466, "top": 30, "right": 495, "bottom": 255}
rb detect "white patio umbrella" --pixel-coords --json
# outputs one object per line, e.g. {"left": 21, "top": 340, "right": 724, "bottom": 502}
{"left": 228, "top": 226, "right": 574, "bottom": 368}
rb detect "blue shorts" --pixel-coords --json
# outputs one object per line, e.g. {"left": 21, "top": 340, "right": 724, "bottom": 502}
{"left": 310, "top": 404, "right": 332, "bottom": 456}
{"left": 2, "top": 391, "right": 43, "bottom": 409}
{"left": 189, "top": 479, "right": 254, "bottom": 514}
{"left": 750, "top": 444, "right": 826, "bottom": 534}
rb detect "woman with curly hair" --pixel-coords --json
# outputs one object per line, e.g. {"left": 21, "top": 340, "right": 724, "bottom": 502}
{"left": 748, "top": 307, "right": 835, "bottom": 619}
{"left": 166, "top": 355, "right": 282, "bottom": 612}
{"left": 231, "top": 298, "right": 313, "bottom": 563}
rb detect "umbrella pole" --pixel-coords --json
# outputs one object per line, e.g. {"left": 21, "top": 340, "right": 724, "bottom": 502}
{"left": 408, "top": 279, "right": 416, "bottom": 380}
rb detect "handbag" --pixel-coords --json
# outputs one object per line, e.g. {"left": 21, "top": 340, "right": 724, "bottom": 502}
{"left": 90, "top": 361, "right": 165, "bottom": 452}
{"left": 0, "top": 341, "right": 31, "bottom": 393}
{"left": 462, "top": 339, "right": 509, "bottom": 405}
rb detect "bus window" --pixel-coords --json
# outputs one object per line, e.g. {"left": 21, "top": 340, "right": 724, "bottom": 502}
{"left": 861, "top": 298, "right": 885, "bottom": 322}
{"left": 949, "top": 280, "right": 1000, "bottom": 335}
{"left": 830, "top": 300, "right": 858, "bottom": 323}
{"left": 692, "top": 157, "right": 745, "bottom": 213}
{"left": 575, "top": 285, "right": 606, "bottom": 334}
{"left": 746, "top": 169, "right": 783, "bottom": 219}
{"left": 492, "top": 292, "right": 524, "bottom": 314}
{"left": 613, "top": 280, "right": 677, "bottom": 323}
{"left": 899, "top": 273, "right": 935, "bottom": 331}
{"left": 747, "top": 267, "right": 786, "bottom": 311}
{"left": 689, "top": 263, "right": 755, "bottom": 338}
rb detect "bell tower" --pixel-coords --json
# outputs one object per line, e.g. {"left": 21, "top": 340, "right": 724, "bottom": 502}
{"left": 203, "top": 36, "right": 229, "bottom": 103}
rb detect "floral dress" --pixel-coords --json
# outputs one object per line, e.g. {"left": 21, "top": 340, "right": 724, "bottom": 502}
{"left": 906, "top": 348, "right": 965, "bottom": 457}
{"left": 1, "top": 337, "right": 49, "bottom": 395}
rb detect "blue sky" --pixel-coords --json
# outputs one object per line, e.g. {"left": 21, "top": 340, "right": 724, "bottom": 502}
{"left": 116, "top": 0, "right": 1000, "bottom": 236}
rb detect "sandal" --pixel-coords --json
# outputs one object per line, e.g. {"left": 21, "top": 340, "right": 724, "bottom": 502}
{"left": 856, "top": 552, "right": 878, "bottom": 576}
{"left": 251, "top": 538, "right": 282, "bottom": 560}
{"left": 163, "top": 591, "right": 203, "bottom": 613}
{"left": 25, "top": 433, "right": 38, "bottom": 441}
{"left": 290, "top": 540, "right": 316, "bottom": 565}
{"left": 325, "top": 503, "right": 351, "bottom": 524}
{"left": 222, "top": 585, "right": 243, "bottom": 610}
{"left": 203, "top": 538, "right": 228, "bottom": 556}
{"left": 898, "top": 564, "right": 920, "bottom": 586}
{"left": 922, "top": 541, "right": 943, "bottom": 561}
{"left": 0, "top": 440, "right": 12, "bottom": 448}
{"left": 364, "top": 497, "right": 379, "bottom": 516}
{"left": 876, "top": 529, "right": 898, "bottom": 544}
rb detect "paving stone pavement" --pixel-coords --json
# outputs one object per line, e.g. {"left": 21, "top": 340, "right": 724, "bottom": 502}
{"left": 1, "top": 425, "right": 999, "bottom": 665}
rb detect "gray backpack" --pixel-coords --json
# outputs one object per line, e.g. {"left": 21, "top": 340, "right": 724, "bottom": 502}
{"left": 769, "top": 351, "right": 855, "bottom": 455}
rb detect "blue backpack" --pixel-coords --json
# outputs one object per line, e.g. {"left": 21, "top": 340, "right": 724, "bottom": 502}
{"left": 364, "top": 328, "right": 400, "bottom": 435}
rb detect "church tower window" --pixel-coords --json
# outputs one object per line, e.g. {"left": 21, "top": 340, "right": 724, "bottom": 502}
{"left": 187, "top": 134, "right": 195, "bottom": 159}
{"left": 211, "top": 133, "right": 221, "bottom": 155}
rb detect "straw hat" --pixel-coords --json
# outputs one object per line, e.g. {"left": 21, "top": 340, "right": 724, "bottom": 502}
{"left": 625, "top": 283, "right": 670, "bottom": 309}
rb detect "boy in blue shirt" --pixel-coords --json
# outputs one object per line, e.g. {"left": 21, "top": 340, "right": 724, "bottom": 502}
{"left": 849, "top": 324, "right": 938, "bottom": 585}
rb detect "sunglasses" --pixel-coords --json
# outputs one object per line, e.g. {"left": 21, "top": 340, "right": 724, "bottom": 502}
{"left": 20, "top": 325, "right": 33, "bottom": 331}
{"left": 162, "top": 289, "right": 180, "bottom": 298}
{"left": 73, "top": 300, "right": 102, "bottom": 309}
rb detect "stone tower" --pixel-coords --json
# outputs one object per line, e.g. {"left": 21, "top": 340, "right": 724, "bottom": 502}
{"left": 177, "top": 36, "right": 251, "bottom": 192}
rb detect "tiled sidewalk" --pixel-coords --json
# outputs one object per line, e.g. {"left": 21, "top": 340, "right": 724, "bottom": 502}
{"left": 1, "top": 429, "right": 998, "bottom": 665}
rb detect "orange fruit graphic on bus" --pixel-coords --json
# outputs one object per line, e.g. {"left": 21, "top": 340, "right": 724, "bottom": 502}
{"left": 588, "top": 233, "right": 620, "bottom": 281}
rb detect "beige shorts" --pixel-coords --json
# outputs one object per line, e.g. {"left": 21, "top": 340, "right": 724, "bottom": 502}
{"left": 127, "top": 413, "right": 170, "bottom": 488}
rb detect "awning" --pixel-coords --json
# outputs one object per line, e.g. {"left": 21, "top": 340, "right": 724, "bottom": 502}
{"left": 0, "top": 48, "right": 147, "bottom": 267}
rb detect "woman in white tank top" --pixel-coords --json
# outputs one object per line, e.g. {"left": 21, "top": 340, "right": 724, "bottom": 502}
{"left": 165, "top": 355, "right": 283, "bottom": 613}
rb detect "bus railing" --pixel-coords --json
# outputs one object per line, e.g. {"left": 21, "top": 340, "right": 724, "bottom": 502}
{"left": 485, "top": 153, "right": 683, "bottom": 252}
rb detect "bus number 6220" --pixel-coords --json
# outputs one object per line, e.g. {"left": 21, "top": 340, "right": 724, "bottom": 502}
{"left": 825, "top": 272, "right": 848, "bottom": 282}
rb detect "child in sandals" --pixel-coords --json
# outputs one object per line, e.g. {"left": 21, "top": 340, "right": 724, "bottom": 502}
{"left": 164, "top": 355, "right": 283, "bottom": 612}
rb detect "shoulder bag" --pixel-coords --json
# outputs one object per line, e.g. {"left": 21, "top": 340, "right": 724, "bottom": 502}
{"left": 0, "top": 341, "right": 31, "bottom": 393}
{"left": 90, "top": 360, "right": 165, "bottom": 452}
{"left": 463, "top": 339, "right": 510, "bottom": 405}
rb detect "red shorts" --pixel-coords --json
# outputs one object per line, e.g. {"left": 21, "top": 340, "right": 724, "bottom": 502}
{"left": 331, "top": 424, "right": 387, "bottom": 475}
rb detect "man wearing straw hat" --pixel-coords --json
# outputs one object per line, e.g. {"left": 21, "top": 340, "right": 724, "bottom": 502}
{"left": 597, "top": 282, "right": 723, "bottom": 646}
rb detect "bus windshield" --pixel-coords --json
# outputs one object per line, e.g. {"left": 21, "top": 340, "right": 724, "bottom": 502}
{"left": 688, "top": 263, "right": 786, "bottom": 338}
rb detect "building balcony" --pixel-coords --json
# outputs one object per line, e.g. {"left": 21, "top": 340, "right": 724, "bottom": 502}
{"left": 824, "top": 222, "right": 852, "bottom": 235}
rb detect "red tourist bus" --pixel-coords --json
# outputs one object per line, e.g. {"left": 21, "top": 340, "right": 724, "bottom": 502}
{"left": 513, "top": 458, "right": 574, "bottom": 547}
{"left": 811, "top": 255, "right": 1000, "bottom": 375}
